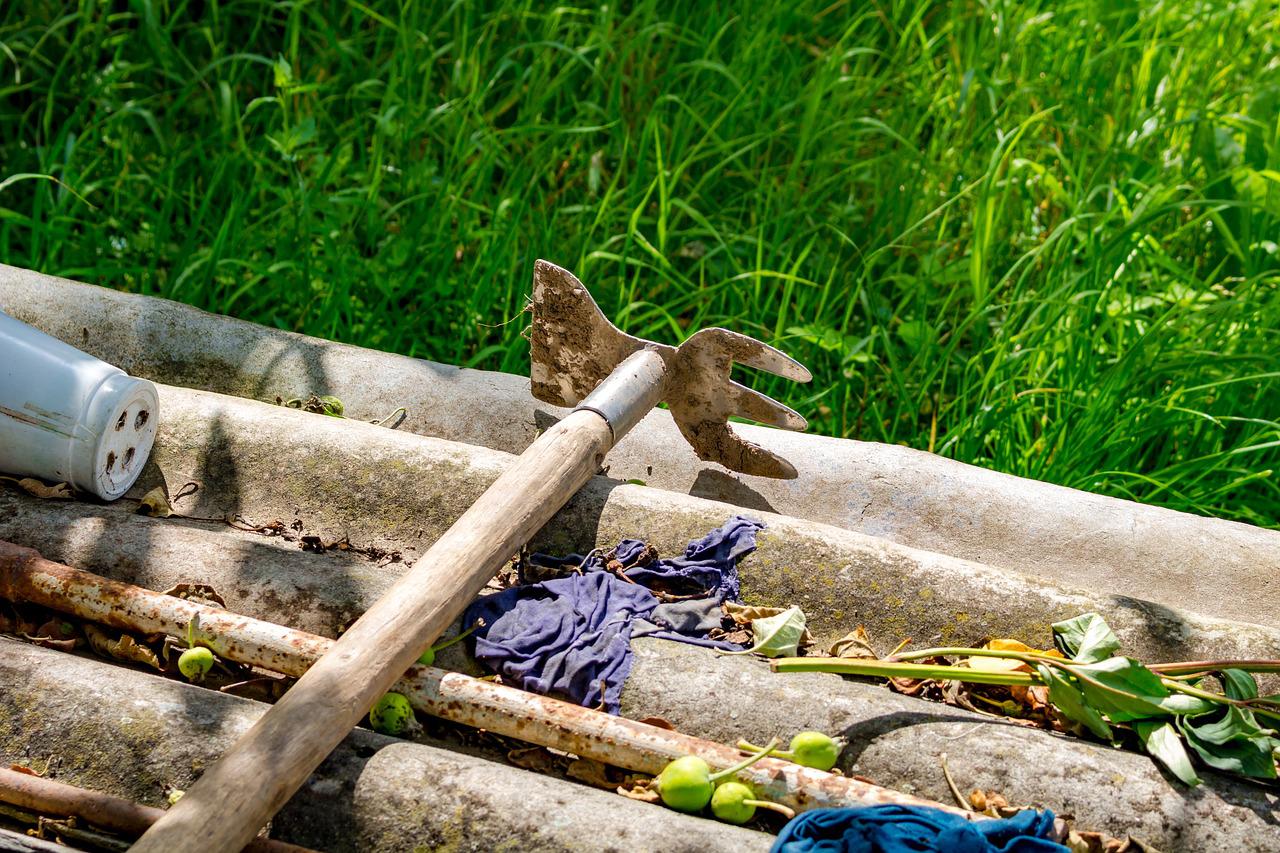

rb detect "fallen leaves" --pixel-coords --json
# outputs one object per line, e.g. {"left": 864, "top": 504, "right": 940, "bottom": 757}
{"left": 135, "top": 486, "right": 174, "bottom": 517}
{"left": 25, "top": 618, "right": 79, "bottom": 651}
{"left": 506, "top": 746, "right": 561, "bottom": 774}
{"left": 160, "top": 582, "right": 226, "bottom": 608}
{"left": 827, "top": 625, "right": 878, "bottom": 660}
{"left": 718, "top": 605, "right": 809, "bottom": 658}
{"left": 616, "top": 777, "right": 661, "bottom": 803}
{"left": 1, "top": 476, "right": 73, "bottom": 499}
{"left": 83, "top": 624, "right": 163, "bottom": 671}
{"left": 566, "top": 757, "right": 618, "bottom": 790}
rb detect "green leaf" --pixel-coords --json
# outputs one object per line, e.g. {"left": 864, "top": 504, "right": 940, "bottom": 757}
{"left": 718, "top": 606, "right": 807, "bottom": 658}
{"left": 1220, "top": 669, "right": 1259, "bottom": 700}
{"left": 897, "top": 320, "right": 936, "bottom": 355}
{"left": 1052, "top": 613, "right": 1120, "bottom": 663}
{"left": 1155, "top": 693, "right": 1219, "bottom": 716}
{"left": 1071, "top": 657, "right": 1170, "bottom": 722}
{"left": 1178, "top": 707, "right": 1278, "bottom": 779}
{"left": 1135, "top": 720, "right": 1201, "bottom": 786}
{"left": 273, "top": 55, "right": 294, "bottom": 89}
{"left": 1036, "top": 664, "right": 1112, "bottom": 741}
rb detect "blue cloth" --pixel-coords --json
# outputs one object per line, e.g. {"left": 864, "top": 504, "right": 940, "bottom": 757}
{"left": 771, "top": 806, "right": 1067, "bottom": 853}
{"left": 465, "top": 516, "right": 764, "bottom": 713}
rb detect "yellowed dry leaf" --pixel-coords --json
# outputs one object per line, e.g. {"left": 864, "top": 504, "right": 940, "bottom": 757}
{"left": 83, "top": 624, "right": 163, "bottom": 671}
{"left": 616, "top": 780, "right": 661, "bottom": 803}
{"left": 2, "top": 477, "right": 73, "bottom": 500}
{"left": 828, "top": 625, "right": 878, "bottom": 659}
{"left": 966, "top": 638, "right": 1063, "bottom": 673}
{"left": 136, "top": 487, "right": 174, "bottom": 518}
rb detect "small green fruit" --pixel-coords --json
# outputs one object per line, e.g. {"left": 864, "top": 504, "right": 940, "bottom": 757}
{"left": 369, "top": 692, "right": 415, "bottom": 737}
{"left": 417, "top": 646, "right": 435, "bottom": 666}
{"left": 654, "top": 756, "right": 714, "bottom": 813}
{"left": 739, "top": 731, "right": 843, "bottom": 771}
{"left": 177, "top": 647, "right": 215, "bottom": 682}
{"left": 653, "top": 737, "right": 779, "bottom": 814}
{"left": 787, "top": 731, "right": 842, "bottom": 771}
{"left": 711, "top": 781, "right": 757, "bottom": 824}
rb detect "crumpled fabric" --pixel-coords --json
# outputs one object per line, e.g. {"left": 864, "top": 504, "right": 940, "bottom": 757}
{"left": 770, "top": 805, "right": 1067, "bottom": 853}
{"left": 465, "top": 516, "right": 764, "bottom": 713}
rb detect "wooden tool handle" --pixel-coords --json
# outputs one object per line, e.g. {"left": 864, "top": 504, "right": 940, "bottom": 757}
{"left": 132, "top": 407, "right": 615, "bottom": 852}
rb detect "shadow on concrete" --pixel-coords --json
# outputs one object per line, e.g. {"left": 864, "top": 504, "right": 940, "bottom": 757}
{"left": 691, "top": 469, "right": 776, "bottom": 513}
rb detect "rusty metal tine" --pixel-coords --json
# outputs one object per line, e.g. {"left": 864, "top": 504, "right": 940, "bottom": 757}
{"left": 700, "top": 328, "right": 812, "bottom": 383}
{"left": 729, "top": 381, "right": 807, "bottom": 430}
{"left": 673, "top": 418, "right": 800, "bottom": 480}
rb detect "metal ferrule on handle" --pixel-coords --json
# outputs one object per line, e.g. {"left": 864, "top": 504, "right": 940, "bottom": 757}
{"left": 573, "top": 348, "right": 668, "bottom": 442}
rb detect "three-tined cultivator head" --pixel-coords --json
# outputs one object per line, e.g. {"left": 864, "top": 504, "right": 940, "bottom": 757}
{"left": 529, "top": 260, "right": 811, "bottom": 479}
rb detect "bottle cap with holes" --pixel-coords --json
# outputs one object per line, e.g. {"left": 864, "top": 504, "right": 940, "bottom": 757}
{"left": 0, "top": 310, "right": 159, "bottom": 500}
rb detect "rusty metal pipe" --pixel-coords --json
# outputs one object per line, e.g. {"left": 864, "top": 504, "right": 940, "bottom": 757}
{"left": 0, "top": 540, "right": 977, "bottom": 819}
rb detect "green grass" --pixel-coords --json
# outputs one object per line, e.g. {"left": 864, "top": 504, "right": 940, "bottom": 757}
{"left": 1, "top": 0, "right": 1278, "bottom": 527}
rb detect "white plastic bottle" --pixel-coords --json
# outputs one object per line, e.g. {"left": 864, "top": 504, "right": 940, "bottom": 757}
{"left": 0, "top": 309, "right": 159, "bottom": 500}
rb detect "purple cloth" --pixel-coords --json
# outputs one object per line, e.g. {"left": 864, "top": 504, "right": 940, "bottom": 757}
{"left": 771, "top": 806, "right": 1066, "bottom": 853}
{"left": 465, "top": 516, "right": 764, "bottom": 713}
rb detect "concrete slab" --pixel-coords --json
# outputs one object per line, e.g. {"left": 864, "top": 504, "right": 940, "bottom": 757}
{"left": 5, "top": 381, "right": 1265, "bottom": 670}
{"left": 2, "top": 264, "right": 1276, "bottom": 627}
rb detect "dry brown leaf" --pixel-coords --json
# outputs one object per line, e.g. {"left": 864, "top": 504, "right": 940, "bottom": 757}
{"left": 616, "top": 779, "right": 661, "bottom": 803}
{"left": 1011, "top": 684, "right": 1052, "bottom": 712}
{"left": 969, "top": 789, "right": 1008, "bottom": 813}
{"left": 160, "top": 583, "right": 226, "bottom": 608}
{"left": 136, "top": 487, "right": 174, "bottom": 518}
{"left": 1066, "top": 830, "right": 1159, "bottom": 853}
{"left": 33, "top": 618, "right": 75, "bottom": 641}
{"left": 24, "top": 634, "right": 77, "bottom": 651}
{"left": 2, "top": 477, "right": 73, "bottom": 500}
{"left": 722, "top": 602, "right": 784, "bottom": 624}
{"left": 722, "top": 602, "right": 814, "bottom": 646}
{"left": 24, "top": 618, "right": 79, "bottom": 651}
{"left": 506, "top": 746, "right": 562, "bottom": 774}
{"left": 566, "top": 758, "right": 616, "bottom": 790}
{"left": 828, "top": 625, "right": 878, "bottom": 659}
{"left": 637, "top": 716, "right": 676, "bottom": 731}
{"left": 83, "top": 624, "right": 163, "bottom": 671}
{"left": 0, "top": 605, "right": 38, "bottom": 636}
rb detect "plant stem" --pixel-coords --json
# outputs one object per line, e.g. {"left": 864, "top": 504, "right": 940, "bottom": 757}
{"left": 708, "top": 737, "right": 779, "bottom": 784}
{"left": 427, "top": 619, "right": 483, "bottom": 653}
{"left": 1148, "top": 660, "right": 1280, "bottom": 676}
{"left": 745, "top": 799, "right": 796, "bottom": 819}
{"left": 893, "top": 647, "right": 1064, "bottom": 666}
{"left": 770, "top": 657, "right": 1036, "bottom": 686}
{"left": 737, "top": 738, "right": 798, "bottom": 761}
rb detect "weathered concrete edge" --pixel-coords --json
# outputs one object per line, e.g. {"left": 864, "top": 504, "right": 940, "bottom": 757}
{"left": 2, "top": 263, "right": 1276, "bottom": 626}
{"left": 118, "top": 382, "right": 1280, "bottom": 667}
{"left": 0, "top": 639, "right": 768, "bottom": 853}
